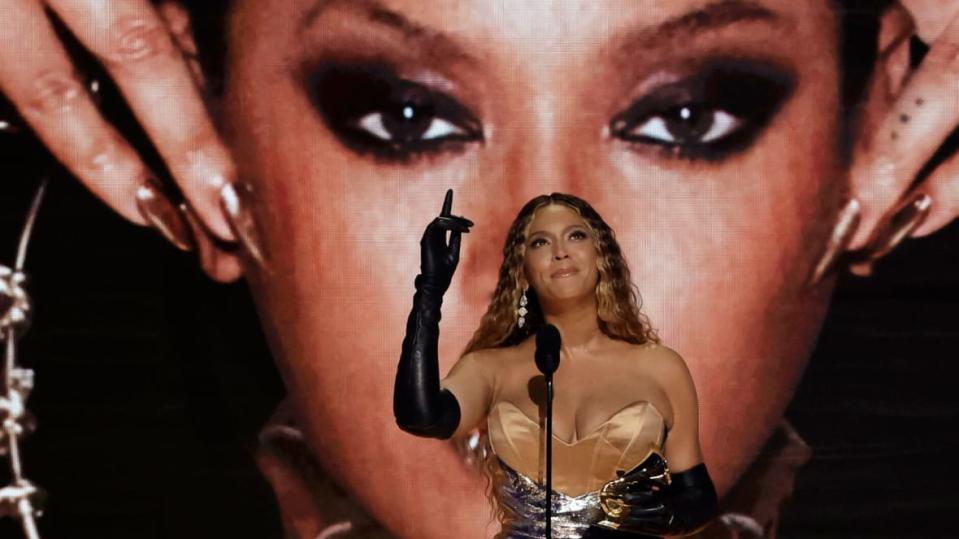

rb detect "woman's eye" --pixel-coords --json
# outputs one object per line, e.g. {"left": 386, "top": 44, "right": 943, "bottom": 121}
{"left": 611, "top": 60, "right": 795, "bottom": 162}
{"left": 630, "top": 106, "right": 743, "bottom": 146}
{"left": 356, "top": 109, "right": 467, "bottom": 142}
{"left": 569, "top": 230, "right": 588, "bottom": 240}
{"left": 530, "top": 238, "right": 547, "bottom": 248}
{"left": 305, "top": 62, "right": 483, "bottom": 163}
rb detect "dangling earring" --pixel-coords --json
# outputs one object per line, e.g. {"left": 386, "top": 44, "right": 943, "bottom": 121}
{"left": 517, "top": 287, "right": 528, "bottom": 328}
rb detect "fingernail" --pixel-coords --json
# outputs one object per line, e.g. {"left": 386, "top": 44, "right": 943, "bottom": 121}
{"left": 219, "top": 182, "right": 267, "bottom": 268}
{"left": 848, "top": 261, "right": 875, "bottom": 277}
{"left": 257, "top": 424, "right": 318, "bottom": 477}
{"left": 258, "top": 424, "right": 306, "bottom": 447}
{"left": 135, "top": 180, "right": 195, "bottom": 252}
{"left": 178, "top": 202, "right": 218, "bottom": 274}
{"left": 805, "top": 197, "right": 861, "bottom": 288}
{"left": 852, "top": 192, "right": 932, "bottom": 264}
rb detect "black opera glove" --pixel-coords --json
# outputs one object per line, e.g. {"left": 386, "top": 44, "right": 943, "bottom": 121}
{"left": 393, "top": 189, "right": 473, "bottom": 440}
{"left": 597, "top": 451, "right": 718, "bottom": 537}
{"left": 419, "top": 189, "right": 474, "bottom": 294}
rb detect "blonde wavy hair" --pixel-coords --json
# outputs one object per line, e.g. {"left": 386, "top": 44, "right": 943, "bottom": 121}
{"left": 452, "top": 193, "right": 660, "bottom": 526}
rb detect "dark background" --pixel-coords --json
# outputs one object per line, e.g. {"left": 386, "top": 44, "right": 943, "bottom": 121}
{"left": 782, "top": 223, "right": 959, "bottom": 537}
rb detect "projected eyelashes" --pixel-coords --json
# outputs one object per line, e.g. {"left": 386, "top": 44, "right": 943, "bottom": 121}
{"left": 610, "top": 59, "right": 796, "bottom": 162}
{"left": 305, "top": 58, "right": 795, "bottom": 165}
{"left": 305, "top": 61, "right": 484, "bottom": 163}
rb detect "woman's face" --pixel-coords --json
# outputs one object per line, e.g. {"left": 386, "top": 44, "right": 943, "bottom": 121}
{"left": 224, "top": 0, "right": 843, "bottom": 497}
{"left": 522, "top": 204, "right": 600, "bottom": 308}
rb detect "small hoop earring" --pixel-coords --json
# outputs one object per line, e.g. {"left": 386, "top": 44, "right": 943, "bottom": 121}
{"left": 517, "top": 287, "right": 529, "bottom": 328}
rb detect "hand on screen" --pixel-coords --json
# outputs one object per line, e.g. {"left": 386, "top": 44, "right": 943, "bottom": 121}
{"left": 844, "top": 3, "right": 959, "bottom": 275}
{"left": 0, "top": 1, "right": 244, "bottom": 280}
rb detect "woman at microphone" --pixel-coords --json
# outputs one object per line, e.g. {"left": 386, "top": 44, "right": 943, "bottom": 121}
{"left": 395, "top": 190, "right": 718, "bottom": 537}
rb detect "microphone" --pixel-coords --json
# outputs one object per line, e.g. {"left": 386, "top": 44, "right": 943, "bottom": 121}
{"left": 535, "top": 324, "right": 561, "bottom": 377}
{"left": 535, "top": 324, "right": 561, "bottom": 539}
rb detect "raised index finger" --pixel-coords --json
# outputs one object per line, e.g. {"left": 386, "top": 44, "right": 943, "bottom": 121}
{"left": 440, "top": 188, "right": 453, "bottom": 217}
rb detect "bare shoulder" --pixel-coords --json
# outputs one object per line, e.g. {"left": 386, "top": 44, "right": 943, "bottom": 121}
{"left": 637, "top": 343, "right": 697, "bottom": 393}
{"left": 460, "top": 346, "right": 513, "bottom": 365}
{"left": 620, "top": 341, "right": 685, "bottom": 368}
{"left": 452, "top": 346, "right": 512, "bottom": 379}
{"left": 645, "top": 342, "right": 690, "bottom": 370}
{"left": 452, "top": 348, "right": 494, "bottom": 373}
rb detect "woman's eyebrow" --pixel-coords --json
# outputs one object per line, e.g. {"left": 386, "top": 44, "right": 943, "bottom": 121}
{"left": 608, "top": 1, "right": 789, "bottom": 60}
{"left": 299, "top": 0, "right": 786, "bottom": 65}
{"left": 529, "top": 224, "right": 588, "bottom": 238}
{"left": 300, "top": 0, "right": 480, "bottom": 66}
{"left": 658, "top": 0, "right": 783, "bottom": 37}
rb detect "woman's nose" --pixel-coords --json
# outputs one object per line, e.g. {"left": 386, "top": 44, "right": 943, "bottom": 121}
{"left": 493, "top": 101, "right": 589, "bottom": 203}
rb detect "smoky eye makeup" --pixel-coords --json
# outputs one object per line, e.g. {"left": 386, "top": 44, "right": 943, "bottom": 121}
{"left": 528, "top": 227, "right": 589, "bottom": 247}
{"left": 303, "top": 60, "right": 484, "bottom": 164}
{"left": 610, "top": 58, "right": 797, "bottom": 162}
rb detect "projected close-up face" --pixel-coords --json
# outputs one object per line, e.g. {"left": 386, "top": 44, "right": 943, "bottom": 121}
{"left": 223, "top": 0, "right": 843, "bottom": 532}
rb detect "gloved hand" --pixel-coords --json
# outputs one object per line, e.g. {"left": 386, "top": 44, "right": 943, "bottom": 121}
{"left": 417, "top": 189, "right": 474, "bottom": 294}
{"left": 597, "top": 451, "right": 718, "bottom": 537}
{"left": 393, "top": 189, "right": 473, "bottom": 439}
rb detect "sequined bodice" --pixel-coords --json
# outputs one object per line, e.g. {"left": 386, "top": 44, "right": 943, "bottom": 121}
{"left": 487, "top": 400, "right": 667, "bottom": 538}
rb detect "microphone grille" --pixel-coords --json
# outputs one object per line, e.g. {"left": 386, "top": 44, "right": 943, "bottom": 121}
{"left": 535, "top": 324, "right": 562, "bottom": 376}
{"left": 536, "top": 324, "right": 560, "bottom": 350}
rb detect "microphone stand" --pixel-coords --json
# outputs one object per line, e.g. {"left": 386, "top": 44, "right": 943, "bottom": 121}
{"left": 535, "top": 323, "right": 560, "bottom": 539}
{"left": 545, "top": 374, "right": 554, "bottom": 539}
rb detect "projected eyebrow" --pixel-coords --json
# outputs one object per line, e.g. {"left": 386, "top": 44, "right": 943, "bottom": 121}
{"left": 653, "top": 0, "right": 781, "bottom": 38}
{"left": 300, "top": 0, "right": 481, "bottom": 66}
{"left": 609, "top": 1, "right": 786, "bottom": 60}
{"left": 301, "top": 0, "right": 786, "bottom": 63}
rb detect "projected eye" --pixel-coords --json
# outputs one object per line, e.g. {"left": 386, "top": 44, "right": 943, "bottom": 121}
{"left": 630, "top": 106, "right": 743, "bottom": 145}
{"left": 306, "top": 62, "right": 483, "bottom": 163}
{"left": 356, "top": 108, "right": 467, "bottom": 141}
{"left": 611, "top": 59, "right": 795, "bottom": 162}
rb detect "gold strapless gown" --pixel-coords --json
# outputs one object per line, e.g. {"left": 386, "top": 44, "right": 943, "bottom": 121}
{"left": 486, "top": 400, "right": 667, "bottom": 538}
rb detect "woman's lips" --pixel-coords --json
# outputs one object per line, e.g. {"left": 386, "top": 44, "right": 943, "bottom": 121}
{"left": 551, "top": 267, "right": 579, "bottom": 278}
